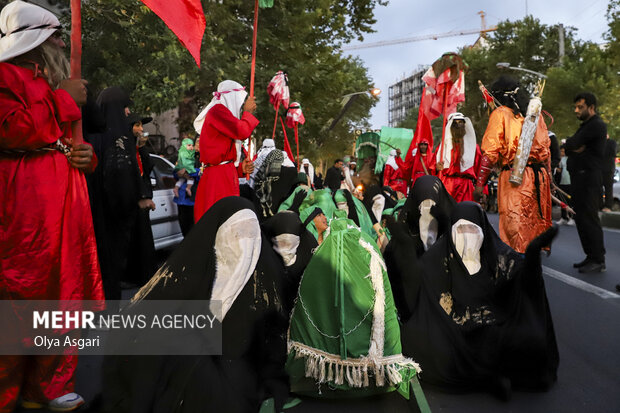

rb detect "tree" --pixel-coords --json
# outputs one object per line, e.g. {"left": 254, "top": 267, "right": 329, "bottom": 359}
{"left": 73, "top": 0, "right": 385, "bottom": 163}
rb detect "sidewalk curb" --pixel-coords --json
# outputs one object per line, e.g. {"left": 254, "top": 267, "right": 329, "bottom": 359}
{"left": 600, "top": 211, "right": 620, "bottom": 229}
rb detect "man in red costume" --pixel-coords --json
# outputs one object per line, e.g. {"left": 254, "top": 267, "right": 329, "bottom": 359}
{"left": 193, "top": 80, "right": 258, "bottom": 221}
{"left": 408, "top": 138, "right": 434, "bottom": 189}
{"left": 434, "top": 112, "right": 481, "bottom": 202}
{"left": 383, "top": 149, "right": 407, "bottom": 196}
{"left": 0, "top": 2, "right": 104, "bottom": 411}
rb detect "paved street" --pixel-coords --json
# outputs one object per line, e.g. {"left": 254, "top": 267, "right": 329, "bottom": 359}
{"left": 17, "top": 213, "right": 620, "bottom": 413}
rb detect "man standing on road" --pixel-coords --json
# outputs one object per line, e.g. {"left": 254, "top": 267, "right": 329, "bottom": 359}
{"left": 566, "top": 92, "right": 607, "bottom": 273}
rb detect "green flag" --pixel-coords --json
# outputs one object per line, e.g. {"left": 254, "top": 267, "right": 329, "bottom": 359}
{"left": 259, "top": 0, "right": 274, "bottom": 8}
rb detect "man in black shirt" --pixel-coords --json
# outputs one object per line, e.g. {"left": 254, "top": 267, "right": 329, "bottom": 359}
{"left": 565, "top": 92, "right": 607, "bottom": 273}
{"left": 325, "top": 158, "right": 344, "bottom": 193}
{"left": 601, "top": 135, "right": 617, "bottom": 212}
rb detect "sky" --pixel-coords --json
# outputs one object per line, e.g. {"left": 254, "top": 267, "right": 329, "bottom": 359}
{"left": 345, "top": 0, "right": 611, "bottom": 128}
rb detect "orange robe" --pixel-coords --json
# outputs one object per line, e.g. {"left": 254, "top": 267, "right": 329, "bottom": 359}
{"left": 481, "top": 106, "right": 552, "bottom": 253}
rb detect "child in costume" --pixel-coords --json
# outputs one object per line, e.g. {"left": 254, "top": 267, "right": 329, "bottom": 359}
{"left": 174, "top": 138, "right": 197, "bottom": 197}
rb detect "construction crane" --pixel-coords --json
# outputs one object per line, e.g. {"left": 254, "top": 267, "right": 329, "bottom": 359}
{"left": 343, "top": 11, "right": 497, "bottom": 51}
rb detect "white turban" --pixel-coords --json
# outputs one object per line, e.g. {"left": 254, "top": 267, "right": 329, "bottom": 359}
{"left": 0, "top": 1, "right": 61, "bottom": 63}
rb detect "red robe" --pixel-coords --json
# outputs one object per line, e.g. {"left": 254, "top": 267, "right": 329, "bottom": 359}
{"left": 194, "top": 104, "right": 259, "bottom": 221}
{"left": 0, "top": 63, "right": 104, "bottom": 410}
{"left": 383, "top": 156, "right": 408, "bottom": 194}
{"left": 436, "top": 143, "right": 481, "bottom": 202}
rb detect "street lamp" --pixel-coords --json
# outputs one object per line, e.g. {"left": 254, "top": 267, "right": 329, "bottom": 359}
{"left": 496, "top": 62, "right": 547, "bottom": 79}
{"left": 341, "top": 88, "right": 381, "bottom": 104}
{"left": 328, "top": 88, "right": 381, "bottom": 131}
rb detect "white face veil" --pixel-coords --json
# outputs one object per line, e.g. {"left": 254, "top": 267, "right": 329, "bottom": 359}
{"left": 419, "top": 199, "right": 438, "bottom": 251}
{"left": 0, "top": 1, "right": 61, "bottom": 63}
{"left": 436, "top": 112, "right": 477, "bottom": 172}
{"left": 211, "top": 209, "right": 261, "bottom": 320}
{"left": 271, "top": 233, "right": 301, "bottom": 267}
{"left": 371, "top": 194, "right": 385, "bottom": 223}
{"left": 451, "top": 218, "right": 484, "bottom": 275}
{"left": 336, "top": 201, "right": 350, "bottom": 216}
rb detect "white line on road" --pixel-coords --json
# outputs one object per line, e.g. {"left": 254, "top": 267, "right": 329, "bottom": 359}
{"left": 543, "top": 266, "right": 620, "bottom": 300}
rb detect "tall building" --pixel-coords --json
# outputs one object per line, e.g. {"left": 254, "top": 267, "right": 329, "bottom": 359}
{"left": 388, "top": 65, "right": 429, "bottom": 127}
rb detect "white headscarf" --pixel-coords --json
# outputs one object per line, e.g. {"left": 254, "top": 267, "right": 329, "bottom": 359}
{"left": 386, "top": 149, "right": 399, "bottom": 170}
{"left": 301, "top": 158, "right": 314, "bottom": 182}
{"left": 436, "top": 112, "right": 476, "bottom": 172}
{"left": 0, "top": 1, "right": 60, "bottom": 63}
{"left": 193, "top": 80, "right": 248, "bottom": 133}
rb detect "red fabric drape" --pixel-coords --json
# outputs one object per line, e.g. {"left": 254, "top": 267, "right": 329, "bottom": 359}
{"left": 140, "top": 0, "right": 206, "bottom": 66}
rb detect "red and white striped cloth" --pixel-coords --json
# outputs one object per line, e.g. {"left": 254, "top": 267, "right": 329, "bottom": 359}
{"left": 285, "top": 102, "right": 305, "bottom": 128}
{"left": 421, "top": 66, "right": 465, "bottom": 120}
{"left": 267, "top": 71, "right": 290, "bottom": 110}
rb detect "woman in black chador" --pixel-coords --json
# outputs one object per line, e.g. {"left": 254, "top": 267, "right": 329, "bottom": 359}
{"left": 391, "top": 201, "right": 559, "bottom": 400}
{"left": 384, "top": 175, "right": 456, "bottom": 319}
{"left": 101, "top": 197, "right": 289, "bottom": 413}
{"left": 260, "top": 210, "right": 317, "bottom": 314}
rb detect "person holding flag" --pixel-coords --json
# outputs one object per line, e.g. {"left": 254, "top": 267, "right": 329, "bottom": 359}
{"left": 193, "top": 80, "right": 258, "bottom": 221}
{"left": 0, "top": 2, "right": 104, "bottom": 411}
{"left": 434, "top": 112, "right": 481, "bottom": 202}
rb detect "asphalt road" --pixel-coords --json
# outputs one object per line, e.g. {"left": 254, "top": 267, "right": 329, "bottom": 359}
{"left": 15, "top": 213, "right": 620, "bottom": 413}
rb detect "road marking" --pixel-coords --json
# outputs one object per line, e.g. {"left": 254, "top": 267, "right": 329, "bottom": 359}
{"left": 543, "top": 266, "right": 620, "bottom": 300}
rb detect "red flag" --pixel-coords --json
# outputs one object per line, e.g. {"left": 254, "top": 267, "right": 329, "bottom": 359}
{"left": 267, "top": 71, "right": 290, "bottom": 110}
{"left": 405, "top": 88, "right": 434, "bottom": 166}
{"left": 403, "top": 88, "right": 434, "bottom": 182}
{"left": 140, "top": 0, "right": 206, "bottom": 67}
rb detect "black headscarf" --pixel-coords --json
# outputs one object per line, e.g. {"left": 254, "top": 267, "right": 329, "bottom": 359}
{"left": 489, "top": 75, "right": 530, "bottom": 117}
{"left": 262, "top": 210, "right": 318, "bottom": 314}
{"left": 399, "top": 175, "right": 456, "bottom": 236}
{"left": 396, "top": 202, "right": 559, "bottom": 396}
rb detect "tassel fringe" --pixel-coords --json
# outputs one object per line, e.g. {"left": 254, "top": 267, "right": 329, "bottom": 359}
{"left": 289, "top": 341, "right": 421, "bottom": 388}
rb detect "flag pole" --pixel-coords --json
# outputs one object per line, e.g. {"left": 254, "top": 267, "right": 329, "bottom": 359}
{"left": 250, "top": 0, "right": 259, "bottom": 98}
{"left": 247, "top": 0, "right": 259, "bottom": 179}
{"left": 70, "top": 0, "right": 83, "bottom": 145}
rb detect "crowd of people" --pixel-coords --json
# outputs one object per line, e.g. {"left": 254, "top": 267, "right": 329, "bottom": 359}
{"left": 0, "top": 1, "right": 616, "bottom": 412}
